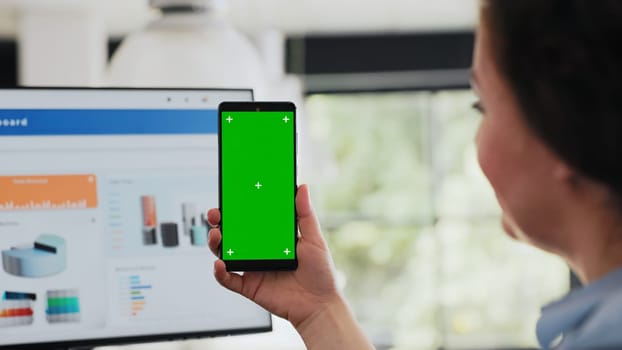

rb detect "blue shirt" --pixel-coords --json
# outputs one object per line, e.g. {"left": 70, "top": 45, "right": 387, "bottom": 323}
{"left": 537, "top": 267, "right": 622, "bottom": 349}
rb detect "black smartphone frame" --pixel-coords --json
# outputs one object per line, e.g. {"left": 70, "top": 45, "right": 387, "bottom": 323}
{"left": 218, "top": 101, "right": 298, "bottom": 271}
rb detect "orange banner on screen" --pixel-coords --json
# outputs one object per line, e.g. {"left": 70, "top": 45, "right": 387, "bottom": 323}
{"left": 0, "top": 174, "right": 98, "bottom": 211}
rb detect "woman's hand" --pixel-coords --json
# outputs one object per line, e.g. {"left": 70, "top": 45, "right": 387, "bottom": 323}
{"left": 207, "top": 184, "right": 340, "bottom": 328}
{"left": 207, "top": 184, "right": 374, "bottom": 349}
{"left": 207, "top": 184, "right": 375, "bottom": 349}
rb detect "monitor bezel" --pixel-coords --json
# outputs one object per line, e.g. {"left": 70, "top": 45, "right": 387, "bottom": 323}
{"left": 0, "top": 87, "right": 273, "bottom": 350}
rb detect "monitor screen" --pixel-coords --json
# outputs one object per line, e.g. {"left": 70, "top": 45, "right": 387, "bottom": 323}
{"left": 0, "top": 88, "right": 271, "bottom": 349}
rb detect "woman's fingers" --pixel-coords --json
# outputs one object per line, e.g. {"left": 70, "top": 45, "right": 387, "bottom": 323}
{"left": 208, "top": 216, "right": 243, "bottom": 297}
{"left": 213, "top": 260, "right": 244, "bottom": 295}
{"left": 208, "top": 228, "right": 221, "bottom": 257}
{"left": 207, "top": 208, "right": 222, "bottom": 257}
{"left": 207, "top": 208, "right": 221, "bottom": 227}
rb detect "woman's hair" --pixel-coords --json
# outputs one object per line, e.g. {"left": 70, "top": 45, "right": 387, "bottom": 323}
{"left": 482, "top": 0, "right": 622, "bottom": 197}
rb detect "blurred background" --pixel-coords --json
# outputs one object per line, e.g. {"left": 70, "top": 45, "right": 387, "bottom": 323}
{"left": 0, "top": 0, "right": 571, "bottom": 349}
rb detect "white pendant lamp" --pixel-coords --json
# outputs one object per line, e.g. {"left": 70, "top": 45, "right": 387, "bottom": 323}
{"left": 107, "top": 0, "right": 267, "bottom": 97}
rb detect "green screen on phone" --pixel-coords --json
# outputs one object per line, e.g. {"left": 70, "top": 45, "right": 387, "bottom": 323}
{"left": 220, "top": 109, "right": 296, "bottom": 262}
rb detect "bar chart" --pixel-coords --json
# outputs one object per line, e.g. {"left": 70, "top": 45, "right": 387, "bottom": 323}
{"left": 120, "top": 274, "right": 152, "bottom": 318}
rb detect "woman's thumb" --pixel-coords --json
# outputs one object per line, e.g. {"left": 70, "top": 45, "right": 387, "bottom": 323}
{"left": 296, "top": 184, "right": 326, "bottom": 247}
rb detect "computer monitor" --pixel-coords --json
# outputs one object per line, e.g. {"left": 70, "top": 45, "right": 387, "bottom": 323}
{"left": 0, "top": 88, "right": 271, "bottom": 349}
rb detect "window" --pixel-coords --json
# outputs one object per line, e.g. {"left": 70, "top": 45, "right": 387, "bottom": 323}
{"left": 304, "top": 90, "right": 569, "bottom": 349}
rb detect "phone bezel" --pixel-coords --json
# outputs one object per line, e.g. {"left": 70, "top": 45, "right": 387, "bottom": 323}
{"left": 218, "top": 102, "right": 298, "bottom": 271}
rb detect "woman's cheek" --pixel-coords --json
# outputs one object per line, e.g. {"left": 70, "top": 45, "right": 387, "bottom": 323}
{"left": 476, "top": 120, "right": 499, "bottom": 190}
{"left": 476, "top": 120, "right": 522, "bottom": 241}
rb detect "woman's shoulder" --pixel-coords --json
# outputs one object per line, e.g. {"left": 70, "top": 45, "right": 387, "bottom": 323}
{"left": 562, "top": 291, "right": 622, "bottom": 349}
{"left": 538, "top": 268, "right": 622, "bottom": 349}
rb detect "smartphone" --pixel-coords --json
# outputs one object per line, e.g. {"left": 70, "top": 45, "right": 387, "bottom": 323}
{"left": 218, "top": 102, "right": 298, "bottom": 271}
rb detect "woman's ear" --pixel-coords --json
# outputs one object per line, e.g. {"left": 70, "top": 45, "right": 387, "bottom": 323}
{"left": 553, "top": 160, "right": 609, "bottom": 202}
{"left": 553, "top": 161, "right": 575, "bottom": 182}
{"left": 552, "top": 159, "right": 585, "bottom": 194}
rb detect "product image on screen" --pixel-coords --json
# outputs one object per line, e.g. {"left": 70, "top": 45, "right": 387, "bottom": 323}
{"left": 2, "top": 234, "right": 67, "bottom": 278}
{"left": 0, "top": 291, "right": 36, "bottom": 328}
{"left": 220, "top": 107, "right": 297, "bottom": 270}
